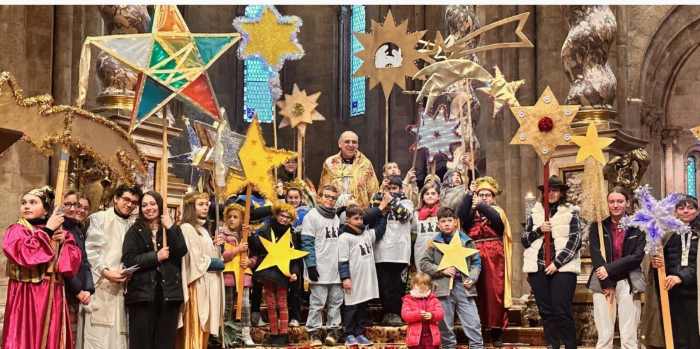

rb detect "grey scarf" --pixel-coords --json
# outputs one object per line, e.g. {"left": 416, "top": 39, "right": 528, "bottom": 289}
{"left": 317, "top": 205, "right": 336, "bottom": 219}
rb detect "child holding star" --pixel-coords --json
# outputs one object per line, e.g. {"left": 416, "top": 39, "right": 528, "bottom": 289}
{"left": 419, "top": 207, "right": 483, "bottom": 349}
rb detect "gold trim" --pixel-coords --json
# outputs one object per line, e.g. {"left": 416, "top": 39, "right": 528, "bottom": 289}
{"left": 96, "top": 95, "right": 134, "bottom": 111}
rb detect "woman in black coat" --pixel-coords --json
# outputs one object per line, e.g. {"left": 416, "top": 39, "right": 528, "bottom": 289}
{"left": 122, "top": 191, "right": 188, "bottom": 349}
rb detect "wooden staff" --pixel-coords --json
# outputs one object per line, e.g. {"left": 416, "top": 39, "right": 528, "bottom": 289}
{"left": 40, "top": 146, "right": 69, "bottom": 349}
{"left": 236, "top": 184, "right": 253, "bottom": 320}
{"left": 656, "top": 250, "right": 674, "bottom": 349}
{"left": 297, "top": 126, "right": 305, "bottom": 181}
{"left": 384, "top": 94, "right": 390, "bottom": 164}
{"left": 463, "top": 90, "right": 477, "bottom": 183}
{"left": 542, "top": 161, "right": 552, "bottom": 266}
{"left": 161, "top": 115, "right": 169, "bottom": 247}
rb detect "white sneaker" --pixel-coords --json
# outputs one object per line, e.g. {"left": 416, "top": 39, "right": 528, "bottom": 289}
{"left": 289, "top": 319, "right": 300, "bottom": 327}
{"left": 242, "top": 327, "right": 256, "bottom": 347}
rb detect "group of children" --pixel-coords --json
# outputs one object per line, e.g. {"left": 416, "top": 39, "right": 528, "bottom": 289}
{"left": 214, "top": 159, "right": 507, "bottom": 349}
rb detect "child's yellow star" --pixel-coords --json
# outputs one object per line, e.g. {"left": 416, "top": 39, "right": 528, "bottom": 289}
{"left": 432, "top": 234, "right": 479, "bottom": 276}
{"left": 571, "top": 123, "right": 614, "bottom": 165}
{"left": 256, "top": 229, "right": 308, "bottom": 277}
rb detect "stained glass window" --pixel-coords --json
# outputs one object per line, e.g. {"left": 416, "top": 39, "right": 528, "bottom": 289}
{"left": 242, "top": 5, "right": 275, "bottom": 123}
{"left": 688, "top": 155, "right": 697, "bottom": 196}
{"left": 350, "top": 5, "right": 366, "bottom": 117}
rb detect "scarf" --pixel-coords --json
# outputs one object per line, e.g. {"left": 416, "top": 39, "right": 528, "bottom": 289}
{"left": 26, "top": 217, "right": 48, "bottom": 227}
{"left": 317, "top": 205, "right": 336, "bottom": 219}
{"left": 418, "top": 203, "right": 440, "bottom": 220}
{"left": 114, "top": 207, "right": 131, "bottom": 220}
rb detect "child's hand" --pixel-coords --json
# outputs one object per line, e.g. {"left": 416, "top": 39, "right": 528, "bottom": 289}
{"left": 463, "top": 278, "right": 473, "bottom": 288}
{"left": 420, "top": 311, "right": 432, "bottom": 320}
{"left": 236, "top": 242, "right": 248, "bottom": 253}
{"left": 342, "top": 278, "right": 352, "bottom": 291}
{"left": 289, "top": 273, "right": 298, "bottom": 282}
{"left": 442, "top": 267, "right": 456, "bottom": 277}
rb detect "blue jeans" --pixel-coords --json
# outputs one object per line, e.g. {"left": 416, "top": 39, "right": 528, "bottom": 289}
{"left": 438, "top": 280, "right": 483, "bottom": 349}
{"left": 306, "top": 283, "right": 343, "bottom": 333}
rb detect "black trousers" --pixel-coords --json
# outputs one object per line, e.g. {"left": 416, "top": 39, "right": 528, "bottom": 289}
{"left": 376, "top": 262, "right": 406, "bottom": 315}
{"left": 670, "top": 294, "right": 700, "bottom": 349}
{"left": 342, "top": 301, "right": 369, "bottom": 336}
{"left": 127, "top": 298, "right": 181, "bottom": 349}
{"left": 251, "top": 280, "right": 263, "bottom": 314}
{"left": 288, "top": 268, "right": 304, "bottom": 321}
{"left": 527, "top": 271, "right": 577, "bottom": 349}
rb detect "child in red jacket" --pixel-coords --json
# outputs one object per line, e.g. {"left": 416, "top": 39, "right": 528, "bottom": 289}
{"left": 401, "top": 272, "right": 444, "bottom": 349}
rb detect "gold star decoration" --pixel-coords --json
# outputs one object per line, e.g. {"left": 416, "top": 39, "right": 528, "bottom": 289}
{"left": 224, "top": 117, "right": 296, "bottom": 200}
{"left": 572, "top": 123, "right": 614, "bottom": 165}
{"left": 509, "top": 86, "right": 580, "bottom": 163}
{"left": 224, "top": 242, "right": 252, "bottom": 286}
{"left": 354, "top": 10, "right": 430, "bottom": 97}
{"left": 277, "top": 83, "right": 325, "bottom": 136}
{"left": 478, "top": 66, "right": 525, "bottom": 118}
{"left": 692, "top": 125, "right": 700, "bottom": 141}
{"left": 256, "top": 229, "right": 308, "bottom": 277}
{"left": 432, "top": 234, "right": 480, "bottom": 275}
{"left": 233, "top": 6, "right": 304, "bottom": 71}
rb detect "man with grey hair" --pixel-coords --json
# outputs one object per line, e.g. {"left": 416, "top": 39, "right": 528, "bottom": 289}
{"left": 319, "top": 131, "right": 379, "bottom": 208}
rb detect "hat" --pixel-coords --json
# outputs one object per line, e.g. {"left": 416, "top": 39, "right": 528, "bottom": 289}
{"left": 474, "top": 176, "right": 501, "bottom": 195}
{"left": 537, "top": 175, "right": 569, "bottom": 192}
{"left": 25, "top": 186, "right": 55, "bottom": 212}
{"left": 386, "top": 175, "right": 403, "bottom": 188}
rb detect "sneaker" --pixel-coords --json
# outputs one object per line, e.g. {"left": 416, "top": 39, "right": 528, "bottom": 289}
{"left": 345, "top": 335, "right": 358, "bottom": 347}
{"left": 381, "top": 313, "right": 392, "bottom": 325}
{"left": 355, "top": 335, "right": 373, "bottom": 346}
{"left": 289, "top": 319, "right": 300, "bottom": 327}
{"left": 324, "top": 331, "right": 338, "bottom": 346}
{"left": 386, "top": 313, "right": 404, "bottom": 326}
{"left": 309, "top": 332, "right": 323, "bottom": 347}
{"left": 255, "top": 316, "right": 267, "bottom": 327}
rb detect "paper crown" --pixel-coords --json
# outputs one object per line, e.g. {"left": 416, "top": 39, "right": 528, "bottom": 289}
{"left": 474, "top": 176, "right": 501, "bottom": 195}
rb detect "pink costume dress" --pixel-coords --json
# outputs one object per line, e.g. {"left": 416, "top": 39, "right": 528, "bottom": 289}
{"left": 2, "top": 222, "right": 82, "bottom": 349}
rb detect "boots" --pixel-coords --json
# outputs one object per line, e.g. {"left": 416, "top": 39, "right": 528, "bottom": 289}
{"left": 241, "top": 326, "right": 256, "bottom": 347}
{"left": 309, "top": 331, "right": 323, "bottom": 347}
{"left": 324, "top": 328, "right": 339, "bottom": 346}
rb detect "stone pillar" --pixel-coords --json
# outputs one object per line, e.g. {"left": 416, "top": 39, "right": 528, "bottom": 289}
{"left": 662, "top": 128, "right": 682, "bottom": 195}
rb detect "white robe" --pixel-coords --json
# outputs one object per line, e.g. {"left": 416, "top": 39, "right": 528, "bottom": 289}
{"left": 80, "top": 208, "right": 133, "bottom": 349}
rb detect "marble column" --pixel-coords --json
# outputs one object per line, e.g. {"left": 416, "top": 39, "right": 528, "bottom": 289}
{"left": 662, "top": 128, "right": 682, "bottom": 195}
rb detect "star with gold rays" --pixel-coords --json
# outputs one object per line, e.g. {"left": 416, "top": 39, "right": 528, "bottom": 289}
{"left": 80, "top": 5, "right": 240, "bottom": 130}
{"left": 233, "top": 5, "right": 304, "bottom": 71}
{"left": 277, "top": 84, "right": 325, "bottom": 136}
{"left": 256, "top": 229, "right": 308, "bottom": 277}
{"left": 432, "top": 234, "right": 480, "bottom": 276}
{"left": 572, "top": 123, "right": 614, "bottom": 165}
{"left": 509, "top": 86, "right": 580, "bottom": 163}
{"left": 354, "top": 10, "right": 430, "bottom": 98}
{"left": 224, "top": 117, "right": 296, "bottom": 200}
{"left": 692, "top": 125, "right": 700, "bottom": 141}
{"left": 478, "top": 66, "right": 525, "bottom": 118}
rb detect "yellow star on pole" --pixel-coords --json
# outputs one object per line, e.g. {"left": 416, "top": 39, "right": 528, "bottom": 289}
{"left": 692, "top": 125, "right": 700, "bottom": 141}
{"left": 572, "top": 123, "right": 614, "bottom": 165}
{"left": 224, "top": 242, "right": 252, "bottom": 286}
{"left": 234, "top": 6, "right": 304, "bottom": 71}
{"left": 510, "top": 86, "right": 580, "bottom": 164}
{"left": 478, "top": 66, "right": 525, "bottom": 118}
{"left": 224, "top": 117, "right": 296, "bottom": 200}
{"left": 432, "top": 234, "right": 480, "bottom": 275}
{"left": 277, "top": 83, "right": 325, "bottom": 137}
{"left": 256, "top": 229, "right": 308, "bottom": 277}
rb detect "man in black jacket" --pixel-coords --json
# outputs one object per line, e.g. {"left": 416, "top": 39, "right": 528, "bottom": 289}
{"left": 588, "top": 187, "right": 645, "bottom": 349}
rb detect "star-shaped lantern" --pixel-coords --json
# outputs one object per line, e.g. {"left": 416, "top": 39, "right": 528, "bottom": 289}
{"left": 691, "top": 125, "right": 700, "bottom": 141}
{"left": 623, "top": 185, "right": 689, "bottom": 252}
{"left": 233, "top": 5, "right": 304, "bottom": 71}
{"left": 354, "top": 10, "right": 429, "bottom": 98}
{"left": 509, "top": 86, "right": 580, "bottom": 163}
{"left": 432, "top": 234, "right": 480, "bottom": 276}
{"left": 410, "top": 108, "right": 462, "bottom": 162}
{"left": 256, "top": 229, "right": 309, "bottom": 277}
{"left": 572, "top": 123, "right": 614, "bottom": 165}
{"left": 224, "top": 117, "right": 296, "bottom": 200}
{"left": 478, "top": 66, "right": 525, "bottom": 118}
{"left": 81, "top": 5, "right": 240, "bottom": 131}
{"left": 277, "top": 84, "right": 325, "bottom": 137}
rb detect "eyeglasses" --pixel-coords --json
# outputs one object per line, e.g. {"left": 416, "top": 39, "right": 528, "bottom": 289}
{"left": 278, "top": 214, "right": 293, "bottom": 221}
{"left": 63, "top": 202, "right": 78, "bottom": 208}
{"left": 119, "top": 197, "right": 139, "bottom": 206}
{"left": 322, "top": 194, "right": 338, "bottom": 200}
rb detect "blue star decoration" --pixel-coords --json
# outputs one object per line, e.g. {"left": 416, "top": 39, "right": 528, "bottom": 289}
{"left": 409, "top": 107, "right": 462, "bottom": 163}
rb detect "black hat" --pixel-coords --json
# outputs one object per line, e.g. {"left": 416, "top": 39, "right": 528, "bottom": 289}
{"left": 537, "top": 175, "right": 569, "bottom": 192}
{"left": 386, "top": 175, "right": 403, "bottom": 188}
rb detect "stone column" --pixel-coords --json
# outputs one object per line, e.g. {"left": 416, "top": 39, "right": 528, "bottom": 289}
{"left": 662, "top": 128, "right": 682, "bottom": 195}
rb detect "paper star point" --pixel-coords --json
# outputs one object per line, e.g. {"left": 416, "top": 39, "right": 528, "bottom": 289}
{"left": 509, "top": 86, "right": 579, "bottom": 163}
{"left": 256, "top": 229, "right": 308, "bottom": 277}
{"left": 572, "top": 123, "right": 614, "bottom": 165}
{"left": 432, "top": 234, "right": 479, "bottom": 275}
{"left": 234, "top": 5, "right": 304, "bottom": 71}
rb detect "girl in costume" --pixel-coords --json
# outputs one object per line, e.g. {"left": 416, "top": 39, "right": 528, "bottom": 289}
{"left": 285, "top": 185, "right": 310, "bottom": 328}
{"left": 459, "top": 176, "right": 512, "bottom": 346}
{"left": 2, "top": 186, "right": 82, "bottom": 349}
{"left": 521, "top": 176, "right": 581, "bottom": 349}
{"left": 401, "top": 272, "right": 444, "bottom": 349}
{"left": 413, "top": 182, "right": 441, "bottom": 272}
{"left": 122, "top": 191, "right": 188, "bottom": 349}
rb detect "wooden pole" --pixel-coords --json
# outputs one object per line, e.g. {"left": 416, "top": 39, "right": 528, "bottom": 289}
{"left": 161, "top": 115, "right": 169, "bottom": 247}
{"left": 464, "top": 91, "right": 476, "bottom": 183}
{"left": 297, "top": 126, "right": 305, "bottom": 181}
{"left": 40, "top": 146, "right": 69, "bottom": 349}
{"left": 657, "top": 255, "right": 675, "bottom": 349}
{"left": 410, "top": 107, "right": 422, "bottom": 170}
{"left": 236, "top": 184, "right": 253, "bottom": 320}
{"left": 543, "top": 161, "right": 552, "bottom": 266}
{"left": 385, "top": 94, "right": 390, "bottom": 164}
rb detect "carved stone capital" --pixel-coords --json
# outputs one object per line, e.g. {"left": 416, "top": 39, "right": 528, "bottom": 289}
{"left": 661, "top": 127, "right": 683, "bottom": 145}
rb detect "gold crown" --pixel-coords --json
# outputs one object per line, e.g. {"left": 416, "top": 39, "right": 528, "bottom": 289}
{"left": 474, "top": 176, "right": 501, "bottom": 195}
{"left": 184, "top": 191, "right": 210, "bottom": 205}
{"left": 283, "top": 178, "right": 306, "bottom": 193}
{"left": 223, "top": 202, "right": 246, "bottom": 218}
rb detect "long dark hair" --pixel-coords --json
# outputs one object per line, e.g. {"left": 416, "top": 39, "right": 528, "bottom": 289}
{"left": 136, "top": 191, "right": 164, "bottom": 229}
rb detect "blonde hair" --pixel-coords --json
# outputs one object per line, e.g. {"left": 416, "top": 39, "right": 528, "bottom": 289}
{"left": 411, "top": 272, "right": 432, "bottom": 289}
{"left": 181, "top": 191, "right": 210, "bottom": 226}
{"left": 272, "top": 202, "right": 297, "bottom": 221}
{"left": 224, "top": 203, "right": 245, "bottom": 220}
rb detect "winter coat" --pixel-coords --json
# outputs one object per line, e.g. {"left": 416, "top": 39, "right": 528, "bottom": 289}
{"left": 401, "top": 290, "right": 444, "bottom": 347}
{"left": 587, "top": 217, "right": 645, "bottom": 291}
{"left": 64, "top": 219, "right": 95, "bottom": 301}
{"left": 122, "top": 221, "right": 188, "bottom": 304}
